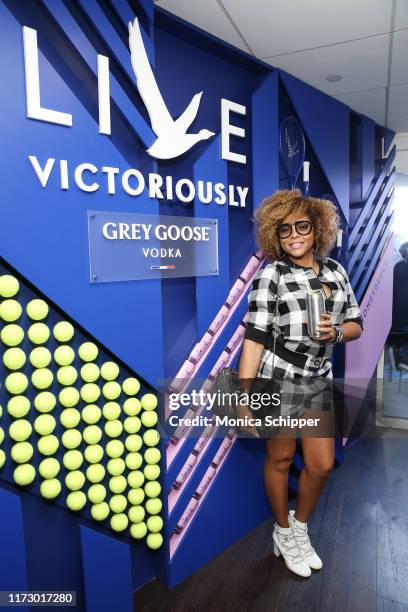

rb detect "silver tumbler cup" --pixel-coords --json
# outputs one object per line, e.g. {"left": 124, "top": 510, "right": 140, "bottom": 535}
{"left": 306, "top": 290, "right": 326, "bottom": 339}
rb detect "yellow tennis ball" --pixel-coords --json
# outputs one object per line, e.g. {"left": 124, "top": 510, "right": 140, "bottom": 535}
{"left": 109, "top": 475, "right": 127, "bottom": 494}
{"left": 80, "top": 383, "right": 100, "bottom": 403}
{"left": 125, "top": 434, "right": 142, "bottom": 453}
{"left": 54, "top": 345, "right": 75, "bottom": 366}
{"left": 65, "top": 470, "right": 85, "bottom": 491}
{"left": 39, "top": 457, "right": 60, "bottom": 479}
{"left": 147, "top": 516, "right": 163, "bottom": 533}
{"left": 84, "top": 444, "right": 104, "bottom": 464}
{"left": 9, "top": 419, "right": 32, "bottom": 442}
{"left": 109, "top": 494, "right": 127, "bottom": 514}
{"left": 86, "top": 463, "right": 105, "bottom": 483}
{"left": 141, "top": 411, "right": 158, "bottom": 428}
{"left": 122, "top": 378, "right": 140, "bottom": 396}
{"left": 100, "top": 362, "right": 119, "bottom": 381}
{"left": 13, "top": 463, "right": 36, "bottom": 486}
{"left": 30, "top": 347, "right": 52, "bottom": 368}
{"left": 0, "top": 299, "right": 22, "bottom": 322}
{"left": 37, "top": 434, "right": 59, "bottom": 456}
{"left": 40, "top": 479, "right": 61, "bottom": 499}
{"left": 145, "top": 498, "right": 162, "bottom": 515}
{"left": 53, "top": 321, "right": 74, "bottom": 342}
{"left": 34, "top": 392, "right": 56, "bottom": 413}
{"left": 141, "top": 393, "right": 158, "bottom": 411}
{"left": 82, "top": 404, "right": 101, "bottom": 425}
{"left": 106, "top": 440, "right": 124, "bottom": 459}
{"left": 31, "top": 368, "right": 53, "bottom": 390}
{"left": 0, "top": 405, "right": 2, "bottom": 419}
{"left": 107, "top": 458, "right": 125, "bottom": 476}
{"left": 7, "top": 396, "right": 30, "bottom": 418}
{"left": 62, "top": 429, "right": 82, "bottom": 449}
{"left": 128, "top": 488, "right": 145, "bottom": 506}
{"left": 144, "top": 464, "right": 160, "bottom": 481}
{"left": 110, "top": 513, "right": 128, "bottom": 532}
{"left": 102, "top": 402, "right": 121, "bottom": 421}
{"left": 0, "top": 427, "right": 4, "bottom": 445}
{"left": 125, "top": 452, "right": 142, "bottom": 471}
{"left": 91, "top": 502, "right": 109, "bottom": 521}
{"left": 63, "top": 449, "right": 83, "bottom": 471}
{"left": 102, "top": 381, "right": 121, "bottom": 400}
{"left": 145, "top": 481, "right": 161, "bottom": 498}
{"left": 127, "top": 470, "right": 144, "bottom": 489}
{"left": 0, "top": 275, "right": 19, "bottom": 298}
{"left": 104, "top": 420, "right": 123, "bottom": 438}
{"left": 143, "top": 429, "right": 160, "bottom": 448}
{"left": 60, "top": 408, "right": 81, "bottom": 429}
{"left": 123, "top": 398, "right": 141, "bottom": 416}
{"left": 0, "top": 449, "right": 5, "bottom": 469}
{"left": 3, "top": 347, "right": 27, "bottom": 370}
{"left": 124, "top": 416, "right": 141, "bottom": 435}
{"left": 59, "top": 387, "right": 80, "bottom": 408}
{"left": 57, "top": 366, "right": 78, "bottom": 386}
{"left": 28, "top": 323, "right": 50, "bottom": 345}
{"left": 80, "top": 363, "right": 100, "bottom": 383}
{"left": 6, "top": 372, "right": 28, "bottom": 395}
{"left": 34, "top": 414, "right": 56, "bottom": 436}
{"left": 1, "top": 324, "right": 24, "bottom": 347}
{"left": 144, "top": 448, "right": 161, "bottom": 465}
{"left": 78, "top": 342, "right": 98, "bottom": 362}
{"left": 88, "top": 484, "right": 106, "bottom": 504}
{"left": 128, "top": 505, "right": 145, "bottom": 523}
{"left": 26, "top": 299, "right": 49, "bottom": 321}
{"left": 130, "top": 522, "right": 147, "bottom": 540}
{"left": 11, "top": 441, "right": 34, "bottom": 464}
{"left": 83, "top": 425, "right": 102, "bottom": 445}
{"left": 66, "top": 491, "right": 86, "bottom": 511}
{"left": 146, "top": 533, "right": 163, "bottom": 549}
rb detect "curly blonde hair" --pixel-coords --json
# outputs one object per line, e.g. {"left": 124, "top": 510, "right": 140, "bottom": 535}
{"left": 255, "top": 189, "right": 340, "bottom": 261}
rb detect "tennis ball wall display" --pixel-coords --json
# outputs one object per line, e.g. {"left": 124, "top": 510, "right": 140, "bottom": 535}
{"left": 0, "top": 265, "right": 163, "bottom": 549}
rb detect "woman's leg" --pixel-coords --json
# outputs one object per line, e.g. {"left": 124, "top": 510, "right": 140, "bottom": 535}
{"left": 264, "top": 437, "right": 297, "bottom": 527}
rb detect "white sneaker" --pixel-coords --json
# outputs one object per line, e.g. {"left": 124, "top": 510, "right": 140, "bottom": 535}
{"left": 288, "top": 510, "right": 323, "bottom": 570}
{"left": 272, "top": 523, "right": 312, "bottom": 577}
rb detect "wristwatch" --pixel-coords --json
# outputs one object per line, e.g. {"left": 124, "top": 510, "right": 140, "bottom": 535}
{"left": 332, "top": 325, "right": 344, "bottom": 344}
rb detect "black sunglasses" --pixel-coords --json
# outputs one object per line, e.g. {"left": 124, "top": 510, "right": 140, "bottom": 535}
{"left": 277, "top": 220, "right": 313, "bottom": 239}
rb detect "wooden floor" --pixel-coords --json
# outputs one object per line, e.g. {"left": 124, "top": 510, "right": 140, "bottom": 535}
{"left": 135, "top": 429, "right": 408, "bottom": 612}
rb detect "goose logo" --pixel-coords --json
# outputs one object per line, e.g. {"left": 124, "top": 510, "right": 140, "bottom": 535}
{"left": 128, "top": 19, "right": 215, "bottom": 160}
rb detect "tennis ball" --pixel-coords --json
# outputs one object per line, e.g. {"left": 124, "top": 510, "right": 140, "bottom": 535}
{"left": 30, "top": 347, "right": 51, "bottom": 368}
{"left": 144, "top": 464, "right": 160, "bottom": 481}
{"left": 141, "top": 411, "right": 158, "bottom": 428}
{"left": 103, "top": 381, "right": 121, "bottom": 400}
{"left": 144, "top": 481, "right": 161, "bottom": 498}
{"left": 107, "top": 458, "right": 125, "bottom": 476}
{"left": 144, "top": 448, "right": 161, "bottom": 465}
{"left": 11, "top": 441, "right": 33, "bottom": 464}
{"left": 66, "top": 491, "right": 86, "bottom": 511}
{"left": 26, "top": 299, "right": 49, "bottom": 321}
{"left": 147, "top": 533, "right": 163, "bottom": 550}
{"left": 34, "top": 414, "right": 56, "bottom": 436}
{"left": 78, "top": 342, "right": 98, "bottom": 362}
{"left": 109, "top": 475, "right": 127, "bottom": 494}
{"left": 124, "top": 416, "right": 141, "bottom": 435}
{"left": 122, "top": 378, "right": 140, "bottom": 396}
{"left": 57, "top": 366, "right": 78, "bottom": 386}
{"left": 130, "top": 522, "right": 147, "bottom": 540}
{"left": 3, "top": 347, "right": 26, "bottom": 370}
{"left": 127, "top": 470, "right": 144, "bottom": 489}
{"left": 91, "top": 501, "right": 109, "bottom": 522}
{"left": 102, "top": 402, "right": 121, "bottom": 421}
{"left": 88, "top": 484, "right": 106, "bottom": 505}
{"left": 60, "top": 408, "right": 81, "bottom": 429}
{"left": 84, "top": 444, "right": 104, "bottom": 464}
{"left": 80, "top": 383, "right": 100, "bottom": 403}
{"left": 141, "top": 393, "right": 158, "bottom": 411}
{"left": 34, "top": 392, "right": 56, "bottom": 413}
{"left": 110, "top": 513, "right": 128, "bottom": 532}
{"left": 62, "top": 429, "right": 82, "bottom": 449}
{"left": 0, "top": 404, "right": 2, "bottom": 418}
{"left": 5, "top": 372, "right": 28, "bottom": 395}
{"left": 80, "top": 363, "right": 99, "bottom": 383}
{"left": 82, "top": 404, "right": 101, "bottom": 425}
{"left": 109, "top": 494, "right": 127, "bottom": 514}
{"left": 54, "top": 345, "right": 75, "bottom": 366}
{"left": 28, "top": 323, "right": 50, "bottom": 345}
{"left": 123, "top": 398, "right": 141, "bottom": 416}
{"left": 1, "top": 324, "right": 24, "bottom": 347}
{"left": 0, "top": 299, "right": 22, "bottom": 322}
{"left": 86, "top": 463, "right": 105, "bottom": 483}
{"left": 7, "top": 396, "right": 30, "bottom": 418}
{"left": 104, "top": 420, "right": 123, "bottom": 438}
{"left": 0, "top": 449, "right": 5, "bottom": 469}
{"left": 128, "top": 505, "right": 145, "bottom": 523}
{"left": 100, "top": 362, "right": 119, "bottom": 381}
{"left": 37, "top": 434, "right": 59, "bottom": 456}
{"left": 128, "top": 488, "right": 145, "bottom": 506}
{"left": 53, "top": 321, "right": 74, "bottom": 343}
{"left": 59, "top": 387, "right": 80, "bottom": 408}
{"left": 40, "top": 479, "right": 61, "bottom": 499}
{"left": 13, "top": 463, "right": 36, "bottom": 486}
{"left": 143, "top": 429, "right": 160, "bottom": 448}
{"left": 125, "top": 434, "right": 142, "bottom": 453}
{"left": 31, "top": 368, "right": 53, "bottom": 390}
{"left": 125, "top": 452, "right": 142, "bottom": 471}
{"left": 83, "top": 425, "right": 102, "bottom": 445}
{"left": 147, "top": 516, "right": 163, "bottom": 533}
{"left": 65, "top": 470, "right": 85, "bottom": 491}
{"left": 0, "top": 427, "right": 4, "bottom": 445}
{"left": 9, "top": 419, "right": 32, "bottom": 442}
{"left": 106, "top": 440, "right": 124, "bottom": 459}
{"left": 39, "top": 457, "right": 60, "bottom": 479}
{"left": 145, "top": 498, "right": 162, "bottom": 515}
{"left": 63, "top": 449, "right": 83, "bottom": 471}
{"left": 0, "top": 275, "right": 19, "bottom": 298}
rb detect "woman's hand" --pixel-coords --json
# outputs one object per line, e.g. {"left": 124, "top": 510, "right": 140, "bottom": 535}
{"left": 235, "top": 402, "right": 260, "bottom": 438}
{"left": 315, "top": 313, "right": 336, "bottom": 343}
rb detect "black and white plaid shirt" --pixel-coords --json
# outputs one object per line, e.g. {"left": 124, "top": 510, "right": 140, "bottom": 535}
{"left": 244, "top": 254, "right": 363, "bottom": 379}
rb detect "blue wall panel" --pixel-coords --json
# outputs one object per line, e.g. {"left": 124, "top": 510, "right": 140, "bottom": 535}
{"left": 0, "top": 487, "right": 29, "bottom": 599}
{"left": 361, "top": 117, "right": 376, "bottom": 200}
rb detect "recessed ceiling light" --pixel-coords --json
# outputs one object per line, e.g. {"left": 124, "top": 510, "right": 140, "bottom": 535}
{"left": 326, "top": 74, "right": 343, "bottom": 82}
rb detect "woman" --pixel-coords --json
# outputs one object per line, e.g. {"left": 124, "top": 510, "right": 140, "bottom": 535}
{"left": 239, "top": 189, "right": 363, "bottom": 578}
